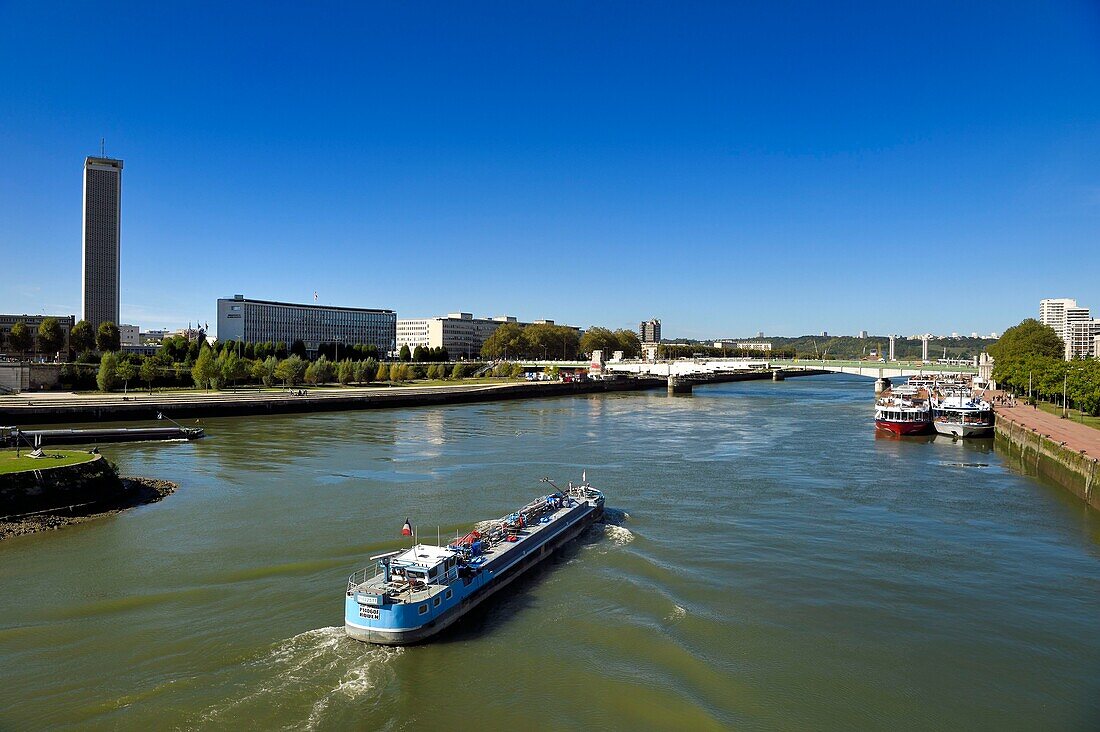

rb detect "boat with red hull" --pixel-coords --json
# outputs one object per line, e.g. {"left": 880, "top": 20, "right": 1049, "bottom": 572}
{"left": 874, "top": 385, "right": 932, "bottom": 436}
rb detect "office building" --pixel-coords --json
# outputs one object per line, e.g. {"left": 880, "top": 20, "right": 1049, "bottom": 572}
{"left": 639, "top": 319, "right": 661, "bottom": 344}
{"left": 0, "top": 314, "right": 75, "bottom": 356}
{"left": 217, "top": 295, "right": 396, "bottom": 355}
{"left": 1066, "top": 320, "right": 1100, "bottom": 359}
{"left": 396, "top": 313, "right": 578, "bottom": 359}
{"left": 82, "top": 156, "right": 123, "bottom": 329}
{"left": 119, "top": 324, "right": 139, "bottom": 346}
{"left": 859, "top": 330, "right": 868, "bottom": 339}
{"left": 1039, "top": 298, "right": 1096, "bottom": 359}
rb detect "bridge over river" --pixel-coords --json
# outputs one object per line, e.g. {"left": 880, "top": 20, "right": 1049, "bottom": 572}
{"left": 601, "top": 357, "right": 979, "bottom": 380}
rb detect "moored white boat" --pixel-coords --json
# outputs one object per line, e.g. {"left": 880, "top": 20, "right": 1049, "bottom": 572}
{"left": 932, "top": 394, "right": 994, "bottom": 438}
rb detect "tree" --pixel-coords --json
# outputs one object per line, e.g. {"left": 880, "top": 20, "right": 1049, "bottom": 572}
{"left": 275, "top": 341, "right": 288, "bottom": 359}
{"left": 290, "top": 340, "right": 307, "bottom": 359}
{"left": 96, "top": 322, "right": 121, "bottom": 352}
{"left": 579, "top": 327, "right": 619, "bottom": 357}
{"left": 451, "top": 362, "right": 467, "bottom": 380}
{"left": 7, "top": 321, "right": 32, "bottom": 355}
{"left": 362, "top": 358, "right": 378, "bottom": 383}
{"left": 511, "top": 362, "right": 527, "bottom": 378}
{"left": 253, "top": 356, "right": 278, "bottom": 387}
{"left": 481, "top": 322, "right": 526, "bottom": 359}
{"left": 314, "top": 355, "right": 335, "bottom": 384}
{"left": 221, "top": 350, "right": 247, "bottom": 387}
{"left": 275, "top": 355, "right": 306, "bottom": 386}
{"left": 988, "top": 319, "right": 1063, "bottom": 362}
{"left": 192, "top": 346, "right": 218, "bottom": 390}
{"left": 614, "top": 329, "right": 641, "bottom": 359}
{"left": 140, "top": 357, "right": 159, "bottom": 392}
{"left": 37, "top": 317, "right": 65, "bottom": 358}
{"left": 97, "top": 352, "right": 119, "bottom": 392}
{"left": 70, "top": 320, "right": 94, "bottom": 353}
{"left": 304, "top": 362, "right": 319, "bottom": 385}
{"left": 117, "top": 360, "right": 138, "bottom": 393}
{"left": 399, "top": 344, "right": 412, "bottom": 362}
{"left": 412, "top": 345, "right": 426, "bottom": 362}
{"left": 376, "top": 362, "right": 390, "bottom": 381}
{"left": 338, "top": 360, "right": 353, "bottom": 385}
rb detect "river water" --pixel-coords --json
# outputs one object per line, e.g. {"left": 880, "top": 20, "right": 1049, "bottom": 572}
{"left": 2, "top": 375, "right": 1100, "bottom": 730}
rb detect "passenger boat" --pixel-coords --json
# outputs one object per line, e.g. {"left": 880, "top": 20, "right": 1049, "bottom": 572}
{"left": 931, "top": 392, "right": 994, "bottom": 438}
{"left": 345, "top": 478, "right": 605, "bottom": 645}
{"left": 874, "top": 385, "right": 932, "bottom": 435}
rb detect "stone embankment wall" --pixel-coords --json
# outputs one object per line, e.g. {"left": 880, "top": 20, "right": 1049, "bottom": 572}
{"left": 995, "top": 416, "right": 1100, "bottom": 510}
{"left": 0, "top": 455, "right": 123, "bottom": 516}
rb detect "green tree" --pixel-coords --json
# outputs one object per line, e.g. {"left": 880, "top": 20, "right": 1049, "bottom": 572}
{"left": 70, "top": 320, "right": 94, "bottom": 353}
{"left": 97, "top": 352, "right": 119, "bottom": 392}
{"left": 399, "top": 344, "right": 412, "bottom": 362}
{"left": 412, "top": 345, "right": 426, "bottom": 362}
{"left": 253, "top": 356, "right": 278, "bottom": 387}
{"left": 376, "top": 362, "right": 390, "bottom": 381}
{"left": 304, "top": 362, "right": 319, "bottom": 385}
{"left": 37, "top": 317, "right": 65, "bottom": 358}
{"left": 117, "top": 360, "right": 138, "bottom": 393}
{"left": 96, "top": 322, "right": 121, "bottom": 352}
{"left": 275, "top": 341, "right": 288, "bottom": 359}
{"left": 614, "top": 329, "right": 641, "bottom": 359}
{"left": 579, "top": 327, "right": 619, "bottom": 357}
{"left": 290, "top": 340, "right": 307, "bottom": 359}
{"left": 451, "top": 363, "right": 467, "bottom": 380}
{"left": 511, "top": 362, "right": 527, "bottom": 378}
{"left": 480, "top": 322, "right": 526, "bottom": 359}
{"left": 275, "top": 355, "right": 306, "bottom": 386}
{"left": 362, "top": 358, "right": 378, "bottom": 383}
{"left": 221, "top": 350, "right": 248, "bottom": 387}
{"left": 338, "top": 359, "right": 354, "bottom": 385}
{"left": 314, "top": 355, "right": 335, "bottom": 384}
{"left": 192, "top": 346, "right": 218, "bottom": 390}
{"left": 7, "top": 321, "right": 32, "bottom": 355}
{"left": 988, "top": 319, "right": 1063, "bottom": 361}
{"left": 140, "top": 356, "right": 159, "bottom": 392}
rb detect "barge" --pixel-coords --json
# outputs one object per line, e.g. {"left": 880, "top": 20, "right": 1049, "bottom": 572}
{"left": 345, "top": 478, "right": 605, "bottom": 645}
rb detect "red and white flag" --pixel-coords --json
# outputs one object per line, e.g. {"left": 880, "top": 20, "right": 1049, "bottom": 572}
{"left": 401, "top": 518, "right": 412, "bottom": 537}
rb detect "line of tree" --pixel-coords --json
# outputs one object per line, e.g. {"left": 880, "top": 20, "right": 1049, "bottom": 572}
{"left": 399, "top": 345, "right": 450, "bottom": 362}
{"left": 479, "top": 323, "right": 637, "bottom": 360}
{"left": 76, "top": 344, "right": 524, "bottom": 393}
{"left": 990, "top": 318, "right": 1100, "bottom": 415}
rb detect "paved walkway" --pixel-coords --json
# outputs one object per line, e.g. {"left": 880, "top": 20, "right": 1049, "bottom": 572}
{"left": 994, "top": 401, "right": 1100, "bottom": 459}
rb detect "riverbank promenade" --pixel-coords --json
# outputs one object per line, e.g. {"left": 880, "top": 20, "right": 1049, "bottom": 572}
{"left": 994, "top": 402, "right": 1100, "bottom": 460}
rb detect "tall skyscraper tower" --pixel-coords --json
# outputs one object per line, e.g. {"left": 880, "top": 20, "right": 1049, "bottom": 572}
{"left": 82, "top": 156, "right": 123, "bottom": 329}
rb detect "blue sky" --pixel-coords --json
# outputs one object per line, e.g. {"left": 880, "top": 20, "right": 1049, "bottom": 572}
{"left": 2, "top": 2, "right": 1099, "bottom": 339}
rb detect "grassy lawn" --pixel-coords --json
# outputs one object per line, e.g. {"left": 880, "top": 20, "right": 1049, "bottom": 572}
{"left": 1034, "top": 400, "right": 1100, "bottom": 431}
{"left": 0, "top": 449, "right": 96, "bottom": 475}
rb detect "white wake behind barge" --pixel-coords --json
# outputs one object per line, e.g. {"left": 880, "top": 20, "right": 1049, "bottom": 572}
{"left": 345, "top": 479, "right": 605, "bottom": 645}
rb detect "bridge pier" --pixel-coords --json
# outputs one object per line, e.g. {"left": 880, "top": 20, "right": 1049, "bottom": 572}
{"left": 772, "top": 370, "right": 785, "bottom": 382}
{"left": 874, "top": 377, "right": 891, "bottom": 395}
{"left": 668, "top": 375, "right": 693, "bottom": 395}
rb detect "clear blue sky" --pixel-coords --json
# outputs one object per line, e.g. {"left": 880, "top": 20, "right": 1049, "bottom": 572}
{"left": 2, "top": 2, "right": 1099, "bottom": 339}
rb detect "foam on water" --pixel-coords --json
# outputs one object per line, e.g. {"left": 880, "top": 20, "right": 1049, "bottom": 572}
{"left": 197, "top": 626, "right": 401, "bottom": 730}
{"left": 605, "top": 524, "right": 634, "bottom": 546}
{"left": 665, "top": 604, "right": 687, "bottom": 623}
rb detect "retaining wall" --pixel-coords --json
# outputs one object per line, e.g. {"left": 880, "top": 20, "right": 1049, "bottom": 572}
{"left": 0, "top": 455, "right": 124, "bottom": 516}
{"left": 995, "top": 416, "right": 1100, "bottom": 510}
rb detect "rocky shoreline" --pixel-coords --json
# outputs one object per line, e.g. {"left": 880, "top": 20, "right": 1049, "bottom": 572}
{"left": 0, "top": 476, "right": 177, "bottom": 541}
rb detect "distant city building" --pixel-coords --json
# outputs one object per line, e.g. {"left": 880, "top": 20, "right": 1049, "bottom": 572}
{"left": 821, "top": 331, "right": 828, "bottom": 337}
{"left": 1066, "top": 320, "right": 1100, "bottom": 359}
{"left": 1039, "top": 298, "right": 1096, "bottom": 360}
{"left": 639, "top": 319, "right": 661, "bottom": 344}
{"left": 121, "top": 343, "right": 159, "bottom": 357}
{"left": 140, "top": 329, "right": 171, "bottom": 344}
{"left": 82, "top": 156, "right": 123, "bottom": 329}
{"left": 889, "top": 335, "right": 896, "bottom": 361}
{"left": 713, "top": 340, "right": 772, "bottom": 352}
{"left": 119, "top": 324, "right": 139, "bottom": 346}
{"left": 756, "top": 331, "right": 765, "bottom": 339}
{"left": 0, "top": 314, "right": 75, "bottom": 356}
{"left": 216, "top": 295, "right": 396, "bottom": 355}
{"left": 396, "top": 313, "right": 577, "bottom": 359}
{"left": 859, "top": 330, "right": 868, "bottom": 339}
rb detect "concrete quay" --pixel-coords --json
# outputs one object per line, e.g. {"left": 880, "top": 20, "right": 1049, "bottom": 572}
{"left": 0, "top": 378, "right": 666, "bottom": 425}
{"left": 993, "top": 403, "right": 1100, "bottom": 510}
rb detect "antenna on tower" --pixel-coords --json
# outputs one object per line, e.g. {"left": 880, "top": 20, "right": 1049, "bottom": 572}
{"left": 100, "top": 138, "right": 105, "bottom": 157}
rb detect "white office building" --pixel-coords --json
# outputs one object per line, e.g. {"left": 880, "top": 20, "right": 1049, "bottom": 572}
{"left": 119, "top": 324, "right": 139, "bottom": 346}
{"left": 396, "top": 312, "right": 579, "bottom": 359}
{"left": 1040, "top": 298, "right": 1096, "bottom": 359}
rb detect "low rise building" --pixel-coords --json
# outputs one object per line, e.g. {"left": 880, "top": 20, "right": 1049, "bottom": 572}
{"left": 396, "top": 312, "right": 576, "bottom": 359}
{"left": 216, "top": 295, "right": 396, "bottom": 356}
{"left": 0, "top": 314, "right": 75, "bottom": 357}
{"left": 119, "top": 324, "right": 140, "bottom": 346}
